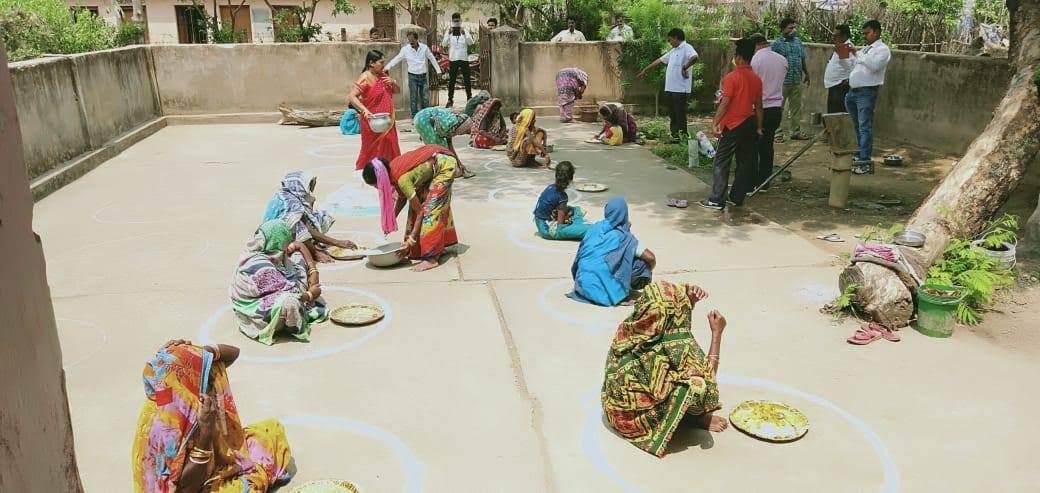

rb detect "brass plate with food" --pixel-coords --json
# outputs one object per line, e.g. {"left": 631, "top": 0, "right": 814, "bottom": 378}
{"left": 289, "top": 479, "right": 360, "bottom": 493}
{"left": 576, "top": 183, "right": 609, "bottom": 193}
{"left": 330, "top": 303, "right": 384, "bottom": 326}
{"left": 729, "top": 400, "right": 809, "bottom": 442}
{"left": 327, "top": 245, "right": 366, "bottom": 261}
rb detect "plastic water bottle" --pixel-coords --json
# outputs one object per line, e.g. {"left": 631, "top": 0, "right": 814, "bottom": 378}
{"left": 696, "top": 131, "right": 716, "bottom": 158}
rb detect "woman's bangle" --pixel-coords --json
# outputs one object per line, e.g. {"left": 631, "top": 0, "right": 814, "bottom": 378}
{"left": 189, "top": 455, "right": 211, "bottom": 465}
{"left": 308, "top": 268, "right": 318, "bottom": 275}
{"left": 301, "top": 292, "right": 312, "bottom": 302}
{"left": 707, "top": 354, "right": 719, "bottom": 361}
{"left": 205, "top": 345, "right": 221, "bottom": 361}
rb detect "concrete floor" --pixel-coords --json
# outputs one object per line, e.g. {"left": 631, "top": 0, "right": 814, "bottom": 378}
{"left": 33, "top": 121, "right": 1040, "bottom": 492}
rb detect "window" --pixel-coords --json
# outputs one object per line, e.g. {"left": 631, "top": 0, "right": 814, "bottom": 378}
{"left": 120, "top": 5, "right": 149, "bottom": 43}
{"left": 372, "top": 5, "right": 396, "bottom": 41}
{"left": 219, "top": 4, "right": 253, "bottom": 42}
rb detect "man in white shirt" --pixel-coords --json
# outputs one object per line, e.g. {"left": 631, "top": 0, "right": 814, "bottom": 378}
{"left": 636, "top": 28, "right": 698, "bottom": 141}
{"left": 606, "top": 15, "right": 634, "bottom": 42}
{"left": 824, "top": 24, "right": 854, "bottom": 114}
{"left": 386, "top": 31, "right": 442, "bottom": 117}
{"left": 749, "top": 33, "right": 787, "bottom": 189}
{"left": 551, "top": 18, "right": 587, "bottom": 42}
{"left": 442, "top": 12, "right": 474, "bottom": 107}
{"left": 845, "top": 19, "right": 892, "bottom": 174}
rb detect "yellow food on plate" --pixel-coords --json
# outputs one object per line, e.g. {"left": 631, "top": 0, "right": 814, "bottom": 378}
{"left": 289, "top": 479, "right": 359, "bottom": 493}
{"left": 729, "top": 400, "right": 809, "bottom": 442}
{"left": 330, "top": 303, "right": 385, "bottom": 326}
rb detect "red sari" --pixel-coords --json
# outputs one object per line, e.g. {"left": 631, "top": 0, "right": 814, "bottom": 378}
{"left": 354, "top": 75, "right": 401, "bottom": 170}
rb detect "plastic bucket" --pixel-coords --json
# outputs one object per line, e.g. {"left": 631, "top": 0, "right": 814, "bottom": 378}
{"left": 915, "top": 284, "right": 965, "bottom": 338}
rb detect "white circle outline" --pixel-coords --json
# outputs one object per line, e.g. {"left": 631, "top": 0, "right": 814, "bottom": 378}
{"left": 281, "top": 414, "right": 426, "bottom": 493}
{"left": 537, "top": 279, "right": 615, "bottom": 333}
{"left": 508, "top": 223, "right": 580, "bottom": 255}
{"left": 317, "top": 230, "right": 385, "bottom": 272}
{"left": 196, "top": 285, "right": 392, "bottom": 364}
{"left": 55, "top": 317, "right": 109, "bottom": 370}
{"left": 581, "top": 377, "right": 900, "bottom": 493}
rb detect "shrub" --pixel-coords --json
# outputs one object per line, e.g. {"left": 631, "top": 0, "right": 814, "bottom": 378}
{"left": 115, "top": 20, "right": 145, "bottom": 46}
{"left": 0, "top": 0, "right": 117, "bottom": 61}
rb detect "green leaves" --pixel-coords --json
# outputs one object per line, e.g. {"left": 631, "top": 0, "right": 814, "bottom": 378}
{"left": 925, "top": 221, "right": 1017, "bottom": 325}
{"left": 1, "top": 0, "right": 120, "bottom": 61}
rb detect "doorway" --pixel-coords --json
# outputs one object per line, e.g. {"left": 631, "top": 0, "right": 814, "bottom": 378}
{"left": 219, "top": 4, "right": 253, "bottom": 42}
{"left": 175, "top": 5, "right": 208, "bottom": 44}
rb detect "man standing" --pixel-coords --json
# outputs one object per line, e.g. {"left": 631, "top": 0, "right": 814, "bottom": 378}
{"left": 699, "top": 38, "right": 763, "bottom": 210}
{"left": 846, "top": 20, "right": 891, "bottom": 175}
{"left": 385, "top": 31, "right": 442, "bottom": 117}
{"left": 749, "top": 33, "right": 786, "bottom": 190}
{"left": 606, "top": 15, "right": 634, "bottom": 41}
{"left": 442, "top": 12, "right": 474, "bottom": 108}
{"left": 479, "top": 17, "right": 498, "bottom": 90}
{"left": 636, "top": 28, "right": 698, "bottom": 142}
{"left": 551, "top": 18, "right": 587, "bottom": 42}
{"left": 824, "top": 24, "right": 855, "bottom": 113}
{"left": 771, "top": 18, "right": 810, "bottom": 141}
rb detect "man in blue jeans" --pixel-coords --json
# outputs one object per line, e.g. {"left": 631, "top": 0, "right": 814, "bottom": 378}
{"left": 385, "top": 31, "right": 442, "bottom": 117}
{"left": 845, "top": 20, "right": 891, "bottom": 175}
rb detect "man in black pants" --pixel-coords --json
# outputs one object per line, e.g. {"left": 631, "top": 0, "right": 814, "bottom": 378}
{"left": 700, "top": 38, "right": 764, "bottom": 211}
{"left": 442, "top": 12, "right": 474, "bottom": 107}
{"left": 749, "top": 33, "right": 786, "bottom": 190}
{"left": 825, "top": 24, "right": 854, "bottom": 113}
{"left": 636, "top": 28, "right": 699, "bottom": 142}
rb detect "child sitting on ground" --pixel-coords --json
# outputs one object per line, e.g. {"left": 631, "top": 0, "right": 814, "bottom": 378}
{"left": 533, "top": 161, "right": 591, "bottom": 241}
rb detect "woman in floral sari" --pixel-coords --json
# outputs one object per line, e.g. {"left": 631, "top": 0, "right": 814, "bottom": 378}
{"left": 229, "top": 219, "right": 327, "bottom": 345}
{"left": 262, "top": 170, "right": 356, "bottom": 263}
{"left": 413, "top": 106, "right": 474, "bottom": 178}
{"left": 556, "top": 67, "right": 589, "bottom": 122}
{"left": 349, "top": 50, "right": 401, "bottom": 170}
{"left": 132, "top": 340, "right": 296, "bottom": 492}
{"left": 362, "top": 145, "right": 459, "bottom": 272}
{"left": 507, "top": 108, "right": 550, "bottom": 168}
{"left": 601, "top": 281, "right": 729, "bottom": 457}
{"left": 469, "top": 97, "right": 507, "bottom": 149}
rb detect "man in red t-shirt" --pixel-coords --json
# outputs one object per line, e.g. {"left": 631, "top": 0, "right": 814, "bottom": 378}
{"left": 700, "top": 38, "right": 764, "bottom": 210}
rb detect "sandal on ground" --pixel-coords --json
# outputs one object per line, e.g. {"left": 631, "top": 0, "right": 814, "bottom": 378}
{"left": 667, "top": 199, "right": 688, "bottom": 208}
{"left": 816, "top": 233, "right": 844, "bottom": 242}
{"left": 867, "top": 322, "right": 901, "bottom": 342}
{"left": 847, "top": 324, "right": 883, "bottom": 345}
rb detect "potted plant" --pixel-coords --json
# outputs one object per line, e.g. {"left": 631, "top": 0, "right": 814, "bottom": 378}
{"left": 971, "top": 213, "right": 1019, "bottom": 269}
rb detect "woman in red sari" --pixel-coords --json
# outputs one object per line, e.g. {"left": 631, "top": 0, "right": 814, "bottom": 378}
{"left": 349, "top": 50, "right": 402, "bottom": 170}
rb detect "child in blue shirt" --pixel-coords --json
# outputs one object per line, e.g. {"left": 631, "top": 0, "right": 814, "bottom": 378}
{"left": 533, "top": 161, "right": 591, "bottom": 240}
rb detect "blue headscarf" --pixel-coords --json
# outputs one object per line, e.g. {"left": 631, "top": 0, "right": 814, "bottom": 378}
{"left": 568, "top": 197, "right": 639, "bottom": 306}
{"left": 262, "top": 171, "right": 334, "bottom": 242}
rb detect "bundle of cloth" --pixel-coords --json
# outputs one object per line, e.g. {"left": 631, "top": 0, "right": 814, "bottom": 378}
{"left": 340, "top": 108, "right": 361, "bottom": 135}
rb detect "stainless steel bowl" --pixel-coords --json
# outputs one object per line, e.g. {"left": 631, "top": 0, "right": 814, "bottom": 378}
{"left": 893, "top": 230, "right": 926, "bottom": 248}
{"left": 367, "top": 242, "right": 405, "bottom": 267}
{"left": 368, "top": 113, "right": 393, "bottom": 134}
{"left": 883, "top": 155, "right": 904, "bottom": 166}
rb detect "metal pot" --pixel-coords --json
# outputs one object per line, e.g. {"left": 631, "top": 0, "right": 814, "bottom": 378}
{"left": 367, "top": 242, "right": 405, "bottom": 267}
{"left": 368, "top": 113, "right": 393, "bottom": 134}
{"left": 893, "top": 230, "right": 926, "bottom": 248}
{"left": 883, "top": 155, "right": 904, "bottom": 166}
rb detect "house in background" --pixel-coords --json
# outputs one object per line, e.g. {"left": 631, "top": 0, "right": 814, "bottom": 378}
{"left": 69, "top": 0, "right": 491, "bottom": 44}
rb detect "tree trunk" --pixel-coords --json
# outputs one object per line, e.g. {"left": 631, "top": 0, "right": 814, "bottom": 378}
{"left": 840, "top": 0, "right": 1040, "bottom": 326}
{"left": 1025, "top": 191, "right": 1040, "bottom": 258}
{"left": 277, "top": 105, "right": 344, "bottom": 126}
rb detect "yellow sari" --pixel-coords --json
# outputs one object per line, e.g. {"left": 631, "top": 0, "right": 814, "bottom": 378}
{"left": 131, "top": 344, "right": 295, "bottom": 492}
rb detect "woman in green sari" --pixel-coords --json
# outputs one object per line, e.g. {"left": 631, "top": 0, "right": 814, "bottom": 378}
{"left": 414, "top": 106, "right": 474, "bottom": 178}
{"left": 229, "top": 220, "right": 327, "bottom": 345}
{"left": 601, "top": 281, "right": 729, "bottom": 457}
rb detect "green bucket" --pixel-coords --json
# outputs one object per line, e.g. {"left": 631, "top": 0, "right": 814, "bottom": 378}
{"left": 915, "top": 284, "right": 965, "bottom": 338}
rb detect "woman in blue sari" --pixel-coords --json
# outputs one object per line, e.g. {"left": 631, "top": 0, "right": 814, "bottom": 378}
{"left": 262, "top": 170, "right": 356, "bottom": 263}
{"left": 568, "top": 197, "right": 656, "bottom": 306}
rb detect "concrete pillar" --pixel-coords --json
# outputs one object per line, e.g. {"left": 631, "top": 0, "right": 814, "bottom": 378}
{"left": 822, "top": 112, "right": 859, "bottom": 208}
{"left": 490, "top": 26, "right": 520, "bottom": 114}
{"left": 0, "top": 44, "right": 84, "bottom": 492}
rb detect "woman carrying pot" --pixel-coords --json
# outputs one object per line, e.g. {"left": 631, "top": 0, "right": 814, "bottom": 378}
{"left": 349, "top": 50, "right": 402, "bottom": 170}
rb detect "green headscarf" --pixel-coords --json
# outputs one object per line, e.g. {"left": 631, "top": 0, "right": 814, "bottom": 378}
{"left": 257, "top": 219, "right": 293, "bottom": 254}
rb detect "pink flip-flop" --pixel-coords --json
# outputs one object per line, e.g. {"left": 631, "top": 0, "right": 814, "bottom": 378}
{"left": 847, "top": 324, "right": 883, "bottom": 345}
{"left": 868, "top": 323, "right": 901, "bottom": 342}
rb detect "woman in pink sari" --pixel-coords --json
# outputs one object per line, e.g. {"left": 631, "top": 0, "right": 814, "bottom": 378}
{"left": 349, "top": 50, "right": 402, "bottom": 170}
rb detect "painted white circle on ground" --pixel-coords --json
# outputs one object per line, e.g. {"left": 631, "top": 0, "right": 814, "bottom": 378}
{"left": 581, "top": 376, "right": 899, "bottom": 493}
{"left": 508, "top": 222, "right": 580, "bottom": 255}
{"left": 537, "top": 279, "right": 617, "bottom": 333}
{"left": 92, "top": 202, "right": 202, "bottom": 225}
{"left": 196, "top": 285, "right": 392, "bottom": 364}
{"left": 307, "top": 142, "right": 357, "bottom": 159}
{"left": 302, "top": 164, "right": 356, "bottom": 186}
{"left": 488, "top": 187, "right": 584, "bottom": 210}
{"left": 281, "top": 414, "right": 426, "bottom": 493}
{"left": 56, "top": 318, "right": 108, "bottom": 370}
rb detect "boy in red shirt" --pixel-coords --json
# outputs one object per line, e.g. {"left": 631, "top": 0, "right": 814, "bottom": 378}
{"left": 700, "top": 38, "right": 764, "bottom": 210}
